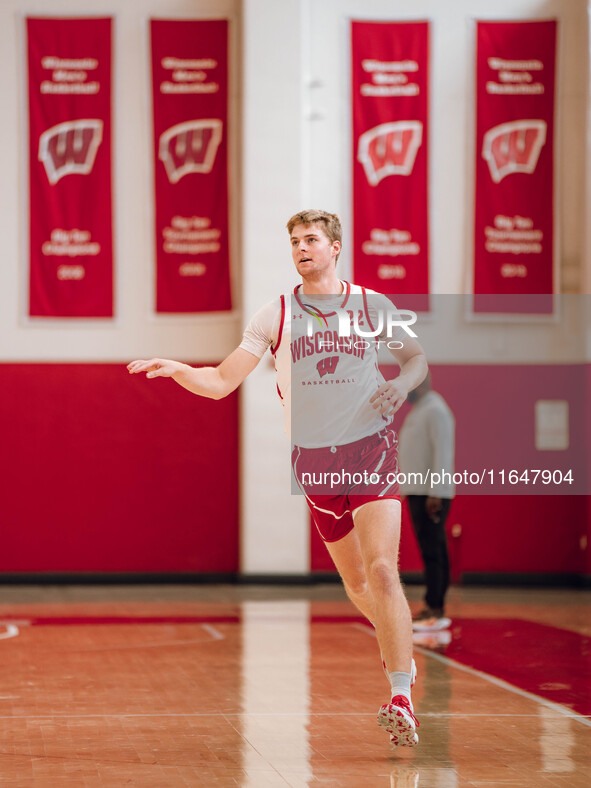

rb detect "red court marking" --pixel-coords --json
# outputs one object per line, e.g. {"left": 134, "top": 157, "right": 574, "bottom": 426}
{"left": 312, "top": 615, "right": 590, "bottom": 716}
{"left": 0, "top": 615, "right": 240, "bottom": 626}
{"left": 441, "top": 618, "right": 590, "bottom": 716}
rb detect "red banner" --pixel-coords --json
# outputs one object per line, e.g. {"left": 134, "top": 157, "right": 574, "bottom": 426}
{"left": 27, "top": 18, "right": 113, "bottom": 318}
{"left": 351, "top": 21, "right": 430, "bottom": 300}
{"left": 151, "top": 20, "right": 231, "bottom": 313}
{"left": 473, "top": 21, "right": 557, "bottom": 310}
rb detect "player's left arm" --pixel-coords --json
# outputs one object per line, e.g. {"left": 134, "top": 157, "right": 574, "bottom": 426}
{"left": 370, "top": 337, "right": 428, "bottom": 415}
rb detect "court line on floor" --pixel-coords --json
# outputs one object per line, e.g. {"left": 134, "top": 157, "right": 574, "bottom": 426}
{"left": 201, "top": 623, "right": 224, "bottom": 640}
{"left": 0, "top": 623, "right": 224, "bottom": 651}
{"left": 2, "top": 712, "right": 589, "bottom": 720}
{"left": 86, "top": 623, "right": 225, "bottom": 650}
{"left": 351, "top": 622, "right": 591, "bottom": 728}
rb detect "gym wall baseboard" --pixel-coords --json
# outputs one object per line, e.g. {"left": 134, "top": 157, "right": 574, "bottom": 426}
{"left": 0, "top": 571, "right": 588, "bottom": 587}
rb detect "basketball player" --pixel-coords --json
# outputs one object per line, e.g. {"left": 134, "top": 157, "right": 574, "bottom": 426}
{"left": 128, "top": 210, "right": 428, "bottom": 746}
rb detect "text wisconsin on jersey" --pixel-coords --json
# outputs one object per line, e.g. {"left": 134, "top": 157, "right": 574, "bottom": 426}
{"left": 290, "top": 332, "right": 367, "bottom": 363}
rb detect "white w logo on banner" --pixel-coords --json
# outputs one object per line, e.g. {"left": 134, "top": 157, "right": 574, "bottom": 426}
{"left": 482, "top": 120, "right": 547, "bottom": 183}
{"left": 357, "top": 121, "right": 423, "bottom": 186}
{"left": 159, "top": 120, "right": 223, "bottom": 184}
{"left": 38, "top": 120, "right": 103, "bottom": 185}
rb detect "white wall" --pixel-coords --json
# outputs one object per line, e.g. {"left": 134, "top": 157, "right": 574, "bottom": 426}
{"left": 241, "top": 0, "right": 309, "bottom": 574}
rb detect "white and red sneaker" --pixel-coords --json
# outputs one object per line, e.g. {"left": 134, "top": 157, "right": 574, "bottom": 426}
{"left": 377, "top": 695, "right": 419, "bottom": 746}
{"left": 380, "top": 658, "right": 418, "bottom": 743}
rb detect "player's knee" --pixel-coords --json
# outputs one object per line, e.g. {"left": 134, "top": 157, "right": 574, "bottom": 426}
{"left": 366, "top": 559, "right": 400, "bottom": 596}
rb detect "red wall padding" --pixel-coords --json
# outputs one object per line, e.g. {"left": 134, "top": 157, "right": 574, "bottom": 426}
{"left": 0, "top": 364, "right": 239, "bottom": 573}
{"left": 311, "top": 364, "right": 589, "bottom": 576}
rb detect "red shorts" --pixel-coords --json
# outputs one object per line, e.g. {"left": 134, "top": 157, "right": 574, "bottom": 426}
{"left": 291, "top": 427, "right": 401, "bottom": 542}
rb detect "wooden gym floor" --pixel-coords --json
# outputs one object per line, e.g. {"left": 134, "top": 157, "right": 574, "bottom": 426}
{"left": 0, "top": 583, "right": 589, "bottom": 787}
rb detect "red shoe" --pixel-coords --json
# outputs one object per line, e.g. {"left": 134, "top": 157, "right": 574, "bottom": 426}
{"left": 377, "top": 695, "right": 419, "bottom": 746}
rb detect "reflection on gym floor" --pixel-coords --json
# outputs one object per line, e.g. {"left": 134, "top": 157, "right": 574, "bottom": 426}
{"left": 0, "top": 584, "right": 589, "bottom": 787}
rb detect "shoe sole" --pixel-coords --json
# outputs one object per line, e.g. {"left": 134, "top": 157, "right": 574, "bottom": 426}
{"left": 377, "top": 704, "right": 419, "bottom": 746}
{"left": 412, "top": 617, "right": 451, "bottom": 632}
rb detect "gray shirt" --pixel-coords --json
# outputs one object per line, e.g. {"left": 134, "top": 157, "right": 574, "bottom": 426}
{"left": 398, "top": 390, "right": 455, "bottom": 498}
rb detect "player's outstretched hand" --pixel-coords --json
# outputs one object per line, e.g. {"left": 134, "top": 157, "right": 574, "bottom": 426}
{"left": 370, "top": 378, "right": 409, "bottom": 415}
{"left": 127, "top": 358, "right": 185, "bottom": 379}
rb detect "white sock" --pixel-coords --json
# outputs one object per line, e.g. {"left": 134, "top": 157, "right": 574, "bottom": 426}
{"left": 388, "top": 671, "right": 412, "bottom": 705}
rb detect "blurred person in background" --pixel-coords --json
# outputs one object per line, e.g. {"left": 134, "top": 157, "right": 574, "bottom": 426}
{"left": 398, "top": 373, "right": 455, "bottom": 632}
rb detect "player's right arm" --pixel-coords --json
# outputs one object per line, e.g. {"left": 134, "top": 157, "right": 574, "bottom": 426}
{"left": 128, "top": 298, "right": 281, "bottom": 399}
{"left": 127, "top": 347, "right": 261, "bottom": 400}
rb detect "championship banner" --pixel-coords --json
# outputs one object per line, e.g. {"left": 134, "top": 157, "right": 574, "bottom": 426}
{"left": 151, "top": 19, "right": 231, "bottom": 313}
{"left": 351, "top": 21, "right": 430, "bottom": 302}
{"left": 473, "top": 20, "right": 557, "bottom": 312}
{"left": 27, "top": 17, "right": 113, "bottom": 318}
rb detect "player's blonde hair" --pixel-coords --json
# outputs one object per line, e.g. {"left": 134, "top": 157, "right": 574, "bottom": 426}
{"left": 286, "top": 209, "right": 342, "bottom": 261}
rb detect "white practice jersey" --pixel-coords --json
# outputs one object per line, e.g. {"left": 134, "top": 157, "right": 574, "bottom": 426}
{"left": 240, "top": 281, "right": 405, "bottom": 448}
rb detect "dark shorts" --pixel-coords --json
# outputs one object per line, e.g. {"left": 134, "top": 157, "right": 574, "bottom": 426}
{"left": 292, "top": 427, "right": 401, "bottom": 542}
